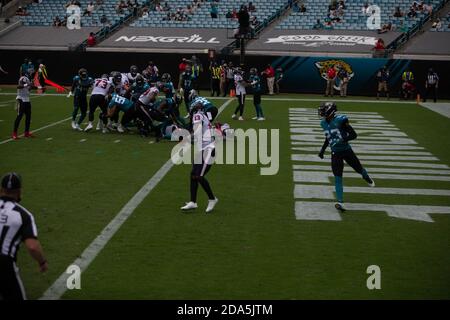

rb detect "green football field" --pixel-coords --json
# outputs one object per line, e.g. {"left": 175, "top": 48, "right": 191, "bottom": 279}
{"left": 0, "top": 89, "right": 449, "bottom": 300}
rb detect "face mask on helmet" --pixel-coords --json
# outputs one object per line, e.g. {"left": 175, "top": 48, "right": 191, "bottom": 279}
{"left": 161, "top": 73, "right": 171, "bottom": 83}
{"left": 130, "top": 65, "right": 138, "bottom": 76}
{"left": 318, "top": 102, "right": 337, "bottom": 119}
{"left": 135, "top": 76, "right": 144, "bottom": 86}
{"left": 112, "top": 73, "right": 122, "bottom": 85}
{"left": 79, "top": 69, "right": 88, "bottom": 79}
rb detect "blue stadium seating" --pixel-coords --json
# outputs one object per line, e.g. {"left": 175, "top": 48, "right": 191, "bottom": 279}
{"left": 276, "top": 0, "right": 443, "bottom": 32}
{"left": 130, "top": 0, "right": 288, "bottom": 29}
{"left": 18, "top": 0, "right": 128, "bottom": 27}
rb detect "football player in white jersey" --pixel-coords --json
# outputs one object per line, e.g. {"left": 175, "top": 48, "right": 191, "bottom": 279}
{"left": 231, "top": 67, "right": 246, "bottom": 121}
{"left": 181, "top": 104, "right": 218, "bottom": 213}
{"left": 126, "top": 65, "right": 140, "bottom": 85}
{"left": 85, "top": 74, "right": 114, "bottom": 133}
{"left": 12, "top": 73, "right": 35, "bottom": 140}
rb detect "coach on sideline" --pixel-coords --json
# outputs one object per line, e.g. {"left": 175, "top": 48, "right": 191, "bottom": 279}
{"left": 0, "top": 172, "right": 48, "bottom": 300}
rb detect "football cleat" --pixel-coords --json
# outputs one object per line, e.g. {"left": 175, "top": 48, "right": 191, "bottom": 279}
{"left": 24, "top": 131, "right": 35, "bottom": 138}
{"left": 102, "top": 127, "right": 108, "bottom": 134}
{"left": 96, "top": 121, "right": 103, "bottom": 131}
{"left": 75, "top": 124, "right": 83, "bottom": 131}
{"left": 238, "top": 116, "right": 244, "bottom": 121}
{"left": 71, "top": 121, "right": 77, "bottom": 129}
{"left": 257, "top": 117, "right": 265, "bottom": 121}
{"left": 231, "top": 114, "right": 237, "bottom": 119}
{"left": 181, "top": 202, "right": 198, "bottom": 210}
{"left": 364, "top": 176, "right": 375, "bottom": 187}
{"left": 117, "top": 124, "right": 125, "bottom": 133}
{"left": 252, "top": 116, "right": 258, "bottom": 120}
{"left": 335, "top": 202, "right": 346, "bottom": 212}
{"left": 12, "top": 132, "right": 19, "bottom": 140}
{"left": 205, "top": 198, "right": 218, "bottom": 213}
{"left": 84, "top": 122, "right": 93, "bottom": 132}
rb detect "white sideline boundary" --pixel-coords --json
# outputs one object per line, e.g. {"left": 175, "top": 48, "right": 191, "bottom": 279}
{"left": 39, "top": 98, "right": 233, "bottom": 300}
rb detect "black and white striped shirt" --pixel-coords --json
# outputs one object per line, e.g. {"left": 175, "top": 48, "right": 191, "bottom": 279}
{"left": 0, "top": 196, "right": 38, "bottom": 261}
{"left": 426, "top": 73, "right": 439, "bottom": 85}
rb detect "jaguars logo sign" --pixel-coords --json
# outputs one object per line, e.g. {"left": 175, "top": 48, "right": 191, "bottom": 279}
{"left": 315, "top": 60, "right": 354, "bottom": 91}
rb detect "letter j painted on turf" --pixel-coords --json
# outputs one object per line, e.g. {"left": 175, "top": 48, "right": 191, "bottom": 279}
{"left": 66, "top": 264, "right": 81, "bottom": 290}
{"left": 366, "top": 265, "right": 381, "bottom": 290}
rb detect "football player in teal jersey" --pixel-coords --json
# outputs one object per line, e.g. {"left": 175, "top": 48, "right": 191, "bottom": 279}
{"left": 130, "top": 75, "right": 150, "bottom": 102}
{"left": 249, "top": 68, "right": 265, "bottom": 121}
{"left": 160, "top": 73, "right": 175, "bottom": 102}
{"left": 180, "top": 65, "right": 194, "bottom": 117}
{"left": 188, "top": 92, "right": 218, "bottom": 124}
{"left": 318, "top": 102, "right": 375, "bottom": 212}
{"left": 68, "top": 68, "right": 94, "bottom": 131}
{"left": 107, "top": 93, "right": 136, "bottom": 133}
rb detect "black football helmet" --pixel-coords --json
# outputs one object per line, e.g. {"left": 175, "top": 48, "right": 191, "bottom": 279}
{"left": 111, "top": 71, "right": 122, "bottom": 85}
{"left": 135, "top": 74, "right": 145, "bottom": 86}
{"left": 130, "top": 65, "right": 138, "bottom": 77}
{"left": 318, "top": 102, "right": 337, "bottom": 119}
{"left": 161, "top": 73, "right": 171, "bottom": 83}
{"left": 78, "top": 68, "right": 88, "bottom": 79}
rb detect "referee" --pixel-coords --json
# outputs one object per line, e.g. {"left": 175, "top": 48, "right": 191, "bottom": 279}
{"left": 209, "top": 61, "right": 221, "bottom": 97}
{"left": 0, "top": 173, "right": 48, "bottom": 300}
{"left": 423, "top": 68, "right": 439, "bottom": 103}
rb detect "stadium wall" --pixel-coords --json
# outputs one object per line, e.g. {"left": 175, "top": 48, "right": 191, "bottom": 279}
{"left": 0, "top": 50, "right": 448, "bottom": 98}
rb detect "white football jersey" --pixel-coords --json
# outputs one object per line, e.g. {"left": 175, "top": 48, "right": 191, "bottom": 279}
{"left": 138, "top": 87, "right": 159, "bottom": 106}
{"left": 110, "top": 74, "right": 130, "bottom": 95}
{"left": 91, "top": 78, "right": 113, "bottom": 96}
{"left": 234, "top": 73, "right": 246, "bottom": 95}
{"left": 127, "top": 72, "right": 141, "bottom": 83}
{"left": 16, "top": 76, "right": 31, "bottom": 102}
{"left": 192, "top": 111, "right": 214, "bottom": 150}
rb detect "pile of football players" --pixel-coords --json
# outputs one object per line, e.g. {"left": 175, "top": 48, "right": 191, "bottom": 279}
{"left": 67, "top": 65, "right": 231, "bottom": 142}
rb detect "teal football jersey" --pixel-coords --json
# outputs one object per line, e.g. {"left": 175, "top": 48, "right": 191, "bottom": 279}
{"left": 320, "top": 114, "right": 352, "bottom": 153}
{"left": 108, "top": 94, "right": 134, "bottom": 112}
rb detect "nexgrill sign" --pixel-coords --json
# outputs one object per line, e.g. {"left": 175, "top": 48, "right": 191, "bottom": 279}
{"left": 115, "top": 34, "right": 221, "bottom": 44}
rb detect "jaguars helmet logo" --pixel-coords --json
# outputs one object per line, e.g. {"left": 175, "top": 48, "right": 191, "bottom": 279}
{"left": 315, "top": 60, "right": 355, "bottom": 91}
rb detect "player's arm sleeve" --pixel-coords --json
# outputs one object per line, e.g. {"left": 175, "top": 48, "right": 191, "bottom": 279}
{"left": 342, "top": 120, "right": 357, "bottom": 142}
{"left": 319, "top": 138, "right": 329, "bottom": 157}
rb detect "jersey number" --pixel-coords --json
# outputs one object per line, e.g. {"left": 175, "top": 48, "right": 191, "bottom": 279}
{"left": 95, "top": 79, "right": 108, "bottom": 89}
{"left": 113, "top": 96, "right": 126, "bottom": 104}
{"left": 0, "top": 213, "right": 8, "bottom": 224}
{"left": 326, "top": 128, "right": 343, "bottom": 146}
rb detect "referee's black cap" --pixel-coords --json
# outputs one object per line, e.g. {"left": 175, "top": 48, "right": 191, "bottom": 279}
{"left": 1, "top": 172, "right": 22, "bottom": 190}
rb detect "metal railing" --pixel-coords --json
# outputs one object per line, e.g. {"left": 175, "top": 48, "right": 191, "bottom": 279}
{"left": 221, "top": 1, "right": 292, "bottom": 54}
